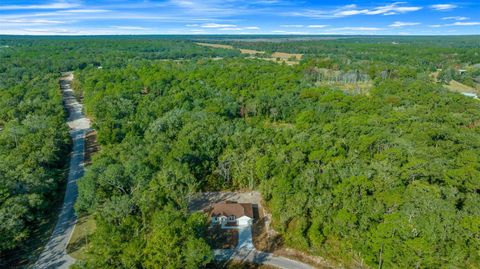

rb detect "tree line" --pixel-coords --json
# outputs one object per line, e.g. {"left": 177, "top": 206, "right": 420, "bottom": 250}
{"left": 0, "top": 36, "right": 479, "bottom": 268}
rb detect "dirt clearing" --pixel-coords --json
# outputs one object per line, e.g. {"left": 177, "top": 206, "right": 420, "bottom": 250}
{"left": 196, "top": 42, "right": 302, "bottom": 65}
{"left": 446, "top": 80, "right": 478, "bottom": 94}
{"left": 189, "top": 191, "right": 262, "bottom": 212}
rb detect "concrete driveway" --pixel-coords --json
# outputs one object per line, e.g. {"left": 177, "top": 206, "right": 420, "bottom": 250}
{"left": 34, "top": 73, "right": 90, "bottom": 269}
{"left": 215, "top": 223, "right": 314, "bottom": 269}
{"left": 236, "top": 225, "right": 255, "bottom": 250}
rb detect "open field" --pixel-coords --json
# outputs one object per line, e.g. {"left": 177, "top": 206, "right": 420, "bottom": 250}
{"left": 196, "top": 42, "right": 302, "bottom": 65}
{"left": 446, "top": 80, "right": 479, "bottom": 94}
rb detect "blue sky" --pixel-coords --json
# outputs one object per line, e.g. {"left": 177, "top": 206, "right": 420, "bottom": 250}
{"left": 0, "top": 0, "right": 479, "bottom": 35}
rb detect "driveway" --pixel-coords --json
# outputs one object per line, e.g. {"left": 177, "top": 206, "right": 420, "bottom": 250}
{"left": 215, "top": 224, "right": 314, "bottom": 269}
{"left": 236, "top": 225, "right": 255, "bottom": 250}
{"left": 34, "top": 72, "right": 90, "bottom": 269}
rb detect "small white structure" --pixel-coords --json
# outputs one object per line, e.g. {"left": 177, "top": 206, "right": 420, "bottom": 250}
{"left": 461, "top": 92, "right": 478, "bottom": 99}
{"left": 210, "top": 201, "right": 254, "bottom": 227}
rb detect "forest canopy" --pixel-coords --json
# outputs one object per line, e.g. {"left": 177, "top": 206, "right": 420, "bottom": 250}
{"left": 1, "top": 35, "right": 479, "bottom": 268}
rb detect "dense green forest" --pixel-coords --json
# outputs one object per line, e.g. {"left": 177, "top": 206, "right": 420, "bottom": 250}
{"left": 0, "top": 46, "right": 71, "bottom": 260}
{"left": 1, "top": 36, "right": 480, "bottom": 268}
{"left": 0, "top": 37, "right": 240, "bottom": 266}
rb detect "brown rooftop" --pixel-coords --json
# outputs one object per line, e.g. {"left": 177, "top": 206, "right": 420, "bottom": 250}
{"left": 210, "top": 201, "right": 253, "bottom": 219}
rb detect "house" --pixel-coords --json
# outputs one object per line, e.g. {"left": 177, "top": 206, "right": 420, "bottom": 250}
{"left": 210, "top": 201, "right": 253, "bottom": 227}
{"left": 461, "top": 92, "right": 478, "bottom": 99}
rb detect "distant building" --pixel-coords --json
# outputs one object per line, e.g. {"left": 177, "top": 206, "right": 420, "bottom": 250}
{"left": 461, "top": 92, "right": 478, "bottom": 99}
{"left": 210, "top": 201, "right": 253, "bottom": 227}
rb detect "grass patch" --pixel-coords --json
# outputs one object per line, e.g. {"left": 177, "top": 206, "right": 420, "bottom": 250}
{"left": 66, "top": 214, "right": 96, "bottom": 260}
{"left": 446, "top": 80, "right": 478, "bottom": 94}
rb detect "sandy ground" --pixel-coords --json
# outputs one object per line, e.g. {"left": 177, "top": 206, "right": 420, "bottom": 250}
{"left": 188, "top": 191, "right": 262, "bottom": 212}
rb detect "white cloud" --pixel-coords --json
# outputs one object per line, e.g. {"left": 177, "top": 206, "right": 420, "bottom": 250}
{"left": 442, "top": 16, "right": 469, "bottom": 21}
{"left": 286, "top": 3, "right": 421, "bottom": 18}
{"left": 430, "top": 4, "right": 457, "bottom": 11}
{"left": 218, "top": 27, "right": 242, "bottom": 31}
{"left": 200, "top": 23, "right": 236, "bottom": 28}
{"left": 191, "top": 23, "right": 259, "bottom": 31}
{"left": 111, "top": 26, "right": 148, "bottom": 30}
{"left": 365, "top": 3, "right": 422, "bottom": 15}
{"left": 389, "top": 21, "right": 421, "bottom": 28}
{"left": 280, "top": 25, "right": 304, "bottom": 28}
{"left": 0, "top": 1, "right": 80, "bottom": 10}
{"left": 451, "top": 21, "right": 480, "bottom": 26}
{"left": 330, "top": 27, "right": 384, "bottom": 31}
{"left": 307, "top": 25, "right": 328, "bottom": 28}
{"left": 429, "top": 21, "right": 480, "bottom": 27}
{"left": 218, "top": 26, "right": 259, "bottom": 31}
{"left": 60, "top": 9, "right": 110, "bottom": 13}
{"left": 0, "top": 18, "right": 67, "bottom": 26}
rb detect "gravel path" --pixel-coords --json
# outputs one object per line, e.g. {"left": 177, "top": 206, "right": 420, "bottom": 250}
{"left": 34, "top": 72, "right": 90, "bottom": 269}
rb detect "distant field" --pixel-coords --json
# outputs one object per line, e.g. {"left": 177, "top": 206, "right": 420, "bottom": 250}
{"left": 196, "top": 42, "right": 235, "bottom": 50}
{"left": 196, "top": 42, "right": 302, "bottom": 65}
{"left": 446, "top": 80, "right": 479, "bottom": 94}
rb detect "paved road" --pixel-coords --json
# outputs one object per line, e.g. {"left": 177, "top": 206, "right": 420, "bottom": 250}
{"left": 34, "top": 73, "right": 90, "bottom": 269}
{"left": 215, "top": 225, "right": 314, "bottom": 269}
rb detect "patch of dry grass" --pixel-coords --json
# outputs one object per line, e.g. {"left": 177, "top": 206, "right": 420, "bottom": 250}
{"left": 271, "top": 52, "right": 302, "bottom": 61}
{"left": 67, "top": 214, "right": 96, "bottom": 260}
{"left": 240, "top": 48, "right": 265, "bottom": 55}
{"left": 196, "top": 42, "right": 302, "bottom": 65}
{"left": 446, "top": 80, "right": 478, "bottom": 93}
